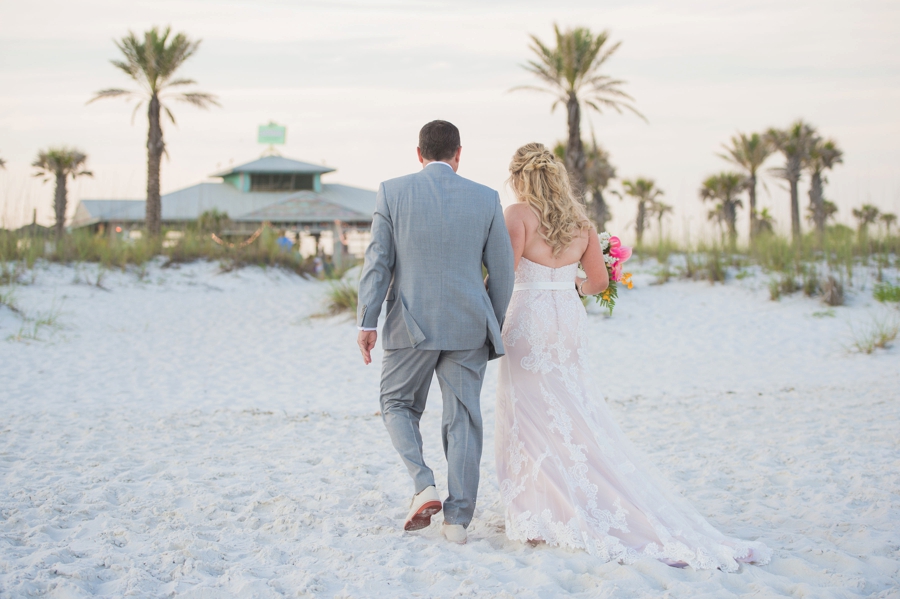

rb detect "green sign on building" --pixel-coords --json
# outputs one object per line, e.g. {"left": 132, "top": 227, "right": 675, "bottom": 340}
{"left": 258, "top": 123, "right": 286, "bottom": 145}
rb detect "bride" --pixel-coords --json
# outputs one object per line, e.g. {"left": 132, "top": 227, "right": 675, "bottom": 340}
{"left": 494, "top": 143, "right": 771, "bottom": 571}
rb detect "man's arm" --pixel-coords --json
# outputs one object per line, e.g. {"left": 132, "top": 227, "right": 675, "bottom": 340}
{"left": 356, "top": 183, "right": 395, "bottom": 364}
{"left": 483, "top": 194, "right": 515, "bottom": 328}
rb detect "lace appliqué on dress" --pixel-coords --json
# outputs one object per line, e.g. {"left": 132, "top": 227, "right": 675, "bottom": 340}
{"left": 495, "top": 258, "right": 772, "bottom": 572}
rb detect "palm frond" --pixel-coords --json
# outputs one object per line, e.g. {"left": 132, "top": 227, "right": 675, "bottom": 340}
{"left": 130, "top": 100, "right": 145, "bottom": 125}
{"left": 163, "top": 78, "right": 197, "bottom": 88}
{"left": 172, "top": 92, "right": 220, "bottom": 108}
{"left": 31, "top": 147, "right": 90, "bottom": 179}
{"left": 87, "top": 88, "right": 136, "bottom": 104}
{"left": 163, "top": 103, "right": 177, "bottom": 125}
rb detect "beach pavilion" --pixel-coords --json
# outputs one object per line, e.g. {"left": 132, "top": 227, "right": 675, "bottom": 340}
{"left": 70, "top": 155, "right": 377, "bottom": 258}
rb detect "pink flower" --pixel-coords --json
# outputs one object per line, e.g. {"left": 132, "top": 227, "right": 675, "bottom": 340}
{"left": 610, "top": 260, "right": 623, "bottom": 282}
{"left": 608, "top": 236, "right": 632, "bottom": 263}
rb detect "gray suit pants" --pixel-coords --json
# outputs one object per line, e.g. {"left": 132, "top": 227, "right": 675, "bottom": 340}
{"left": 380, "top": 345, "right": 489, "bottom": 528}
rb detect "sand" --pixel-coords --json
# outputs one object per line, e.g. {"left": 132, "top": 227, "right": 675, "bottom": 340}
{"left": 1, "top": 260, "right": 898, "bottom": 598}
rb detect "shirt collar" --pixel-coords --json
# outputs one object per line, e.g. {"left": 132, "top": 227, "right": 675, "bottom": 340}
{"left": 427, "top": 161, "right": 454, "bottom": 170}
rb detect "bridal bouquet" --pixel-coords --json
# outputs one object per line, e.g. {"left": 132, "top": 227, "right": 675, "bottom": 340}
{"left": 589, "top": 232, "right": 633, "bottom": 315}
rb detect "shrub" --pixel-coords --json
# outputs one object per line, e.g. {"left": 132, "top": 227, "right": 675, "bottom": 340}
{"left": 821, "top": 276, "right": 844, "bottom": 306}
{"left": 802, "top": 266, "right": 820, "bottom": 297}
{"left": 704, "top": 249, "right": 726, "bottom": 283}
{"left": 324, "top": 277, "right": 358, "bottom": 315}
{"left": 849, "top": 315, "right": 899, "bottom": 354}
{"left": 873, "top": 282, "right": 900, "bottom": 303}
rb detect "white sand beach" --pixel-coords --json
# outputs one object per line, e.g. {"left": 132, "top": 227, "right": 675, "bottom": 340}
{"left": 1, "top": 261, "right": 898, "bottom": 598}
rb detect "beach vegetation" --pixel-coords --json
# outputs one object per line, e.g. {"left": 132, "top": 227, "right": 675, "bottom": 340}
{"left": 853, "top": 204, "right": 881, "bottom": 240}
{"left": 0, "top": 286, "right": 21, "bottom": 315}
{"left": 766, "top": 120, "right": 818, "bottom": 242}
{"left": 649, "top": 201, "right": 674, "bottom": 243}
{"left": 0, "top": 227, "right": 316, "bottom": 276}
{"left": 556, "top": 135, "right": 618, "bottom": 230}
{"left": 513, "top": 24, "right": 643, "bottom": 198}
{"left": 323, "top": 278, "right": 359, "bottom": 316}
{"left": 32, "top": 148, "right": 92, "bottom": 238}
{"left": 805, "top": 138, "right": 843, "bottom": 244}
{"left": 820, "top": 275, "right": 844, "bottom": 306}
{"left": 718, "top": 132, "right": 773, "bottom": 241}
{"left": 699, "top": 172, "right": 746, "bottom": 248}
{"left": 873, "top": 282, "right": 900, "bottom": 303}
{"left": 615, "top": 178, "right": 663, "bottom": 246}
{"left": 848, "top": 314, "right": 899, "bottom": 354}
{"left": 5, "top": 297, "right": 63, "bottom": 343}
{"left": 89, "top": 26, "right": 219, "bottom": 237}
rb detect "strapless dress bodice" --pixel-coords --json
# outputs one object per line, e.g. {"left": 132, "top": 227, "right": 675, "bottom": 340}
{"left": 515, "top": 257, "right": 578, "bottom": 285}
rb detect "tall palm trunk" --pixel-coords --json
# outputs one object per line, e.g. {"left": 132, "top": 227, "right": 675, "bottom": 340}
{"left": 53, "top": 172, "right": 67, "bottom": 238}
{"left": 591, "top": 188, "right": 609, "bottom": 231}
{"left": 725, "top": 202, "right": 738, "bottom": 246}
{"left": 636, "top": 200, "right": 646, "bottom": 245}
{"left": 565, "top": 93, "right": 585, "bottom": 200}
{"left": 787, "top": 155, "right": 801, "bottom": 242}
{"left": 146, "top": 94, "right": 165, "bottom": 237}
{"left": 789, "top": 178, "right": 800, "bottom": 241}
{"left": 747, "top": 173, "right": 758, "bottom": 240}
{"left": 809, "top": 170, "right": 824, "bottom": 245}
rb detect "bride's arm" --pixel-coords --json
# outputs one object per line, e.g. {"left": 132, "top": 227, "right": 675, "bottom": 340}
{"left": 576, "top": 226, "right": 609, "bottom": 296}
{"left": 503, "top": 203, "right": 528, "bottom": 271}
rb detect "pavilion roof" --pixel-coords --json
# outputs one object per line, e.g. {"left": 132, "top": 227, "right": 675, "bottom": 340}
{"left": 211, "top": 156, "right": 335, "bottom": 177}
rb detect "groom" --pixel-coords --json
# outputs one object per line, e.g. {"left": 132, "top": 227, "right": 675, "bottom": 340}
{"left": 356, "top": 120, "right": 514, "bottom": 544}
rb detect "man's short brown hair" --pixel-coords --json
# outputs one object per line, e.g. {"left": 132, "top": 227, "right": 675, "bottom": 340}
{"left": 418, "top": 120, "right": 461, "bottom": 161}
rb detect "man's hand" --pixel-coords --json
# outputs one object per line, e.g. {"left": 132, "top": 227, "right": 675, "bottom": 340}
{"left": 357, "top": 330, "right": 377, "bottom": 365}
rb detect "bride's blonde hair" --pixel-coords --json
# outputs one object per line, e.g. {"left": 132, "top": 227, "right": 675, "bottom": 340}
{"left": 508, "top": 143, "right": 590, "bottom": 256}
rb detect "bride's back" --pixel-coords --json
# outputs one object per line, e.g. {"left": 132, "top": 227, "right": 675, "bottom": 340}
{"left": 504, "top": 143, "right": 608, "bottom": 295}
{"left": 506, "top": 202, "right": 589, "bottom": 268}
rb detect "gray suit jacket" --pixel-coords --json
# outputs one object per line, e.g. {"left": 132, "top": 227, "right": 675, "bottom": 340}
{"left": 357, "top": 163, "right": 514, "bottom": 359}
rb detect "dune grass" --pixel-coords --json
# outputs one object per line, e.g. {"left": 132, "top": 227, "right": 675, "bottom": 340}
{"left": 0, "top": 227, "right": 316, "bottom": 276}
{"left": 848, "top": 314, "right": 900, "bottom": 354}
{"left": 636, "top": 227, "right": 896, "bottom": 307}
{"left": 323, "top": 278, "right": 359, "bottom": 316}
{"left": 873, "top": 282, "right": 900, "bottom": 303}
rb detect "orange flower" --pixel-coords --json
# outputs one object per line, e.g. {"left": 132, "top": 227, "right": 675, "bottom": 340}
{"left": 622, "top": 272, "right": 634, "bottom": 290}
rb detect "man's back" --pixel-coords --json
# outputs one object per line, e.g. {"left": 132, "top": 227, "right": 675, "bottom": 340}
{"left": 357, "top": 163, "right": 514, "bottom": 356}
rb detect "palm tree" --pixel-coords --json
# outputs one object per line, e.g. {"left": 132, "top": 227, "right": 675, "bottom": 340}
{"left": 617, "top": 178, "right": 662, "bottom": 245}
{"left": 89, "top": 26, "right": 219, "bottom": 237}
{"left": 852, "top": 204, "right": 880, "bottom": 237}
{"left": 766, "top": 120, "right": 818, "bottom": 242}
{"left": 822, "top": 200, "right": 838, "bottom": 224}
{"left": 554, "top": 134, "right": 616, "bottom": 230}
{"left": 807, "top": 199, "right": 840, "bottom": 227}
{"left": 649, "top": 200, "right": 673, "bottom": 241}
{"left": 32, "top": 148, "right": 92, "bottom": 237}
{"left": 757, "top": 208, "right": 776, "bottom": 235}
{"left": 699, "top": 172, "right": 746, "bottom": 246}
{"left": 514, "top": 24, "right": 643, "bottom": 197}
{"left": 805, "top": 138, "right": 843, "bottom": 242}
{"left": 718, "top": 132, "right": 771, "bottom": 241}
{"left": 879, "top": 212, "right": 897, "bottom": 238}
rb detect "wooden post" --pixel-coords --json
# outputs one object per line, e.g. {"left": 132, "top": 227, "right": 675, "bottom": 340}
{"left": 332, "top": 221, "right": 344, "bottom": 271}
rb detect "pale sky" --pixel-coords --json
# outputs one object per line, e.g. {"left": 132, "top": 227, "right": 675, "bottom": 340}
{"left": 1, "top": 0, "right": 899, "bottom": 244}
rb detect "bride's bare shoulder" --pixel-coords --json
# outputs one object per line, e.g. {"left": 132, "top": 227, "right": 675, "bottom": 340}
{"left": 504, "top": 203, "right": 537, "bottom": 225}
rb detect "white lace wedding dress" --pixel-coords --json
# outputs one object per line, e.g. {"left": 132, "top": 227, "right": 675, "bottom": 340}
{"left": 495, "top": 258, "right": 771, "bottom": 571}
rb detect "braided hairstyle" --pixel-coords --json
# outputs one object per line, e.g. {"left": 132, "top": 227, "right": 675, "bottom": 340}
{"left": 508, "top": 143, "right": 590, "bottom": 256}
